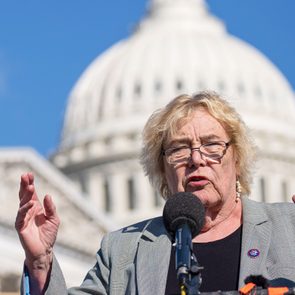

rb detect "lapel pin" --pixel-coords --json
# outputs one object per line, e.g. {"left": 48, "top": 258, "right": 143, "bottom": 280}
{"left": 247, "top": 248, "right": 260, "bottom": 258}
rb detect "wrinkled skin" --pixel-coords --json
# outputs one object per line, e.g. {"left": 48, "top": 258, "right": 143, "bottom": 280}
{"left": 15, "top": 172, "right": 60, "bottom": 293}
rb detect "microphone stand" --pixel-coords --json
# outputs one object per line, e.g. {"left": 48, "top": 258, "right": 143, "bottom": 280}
{"left": 175, "top": 224, "right": 203, "bottom": 295}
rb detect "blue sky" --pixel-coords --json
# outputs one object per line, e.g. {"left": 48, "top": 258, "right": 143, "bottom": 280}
{"left": 0, "top": 0, "right": 294, "bottom": 156}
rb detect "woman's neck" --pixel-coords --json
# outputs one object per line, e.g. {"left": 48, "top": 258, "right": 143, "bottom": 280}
{"left": 193, "top": 198, "right": 243, "bottom": 243}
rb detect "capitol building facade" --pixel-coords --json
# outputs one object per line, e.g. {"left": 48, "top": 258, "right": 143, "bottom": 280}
{"left": 1, "top": 0, "right": 295, "bottom": 292}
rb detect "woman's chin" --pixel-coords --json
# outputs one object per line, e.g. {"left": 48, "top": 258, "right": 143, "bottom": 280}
{"left": 189, "top": 191, "right": 210, "bottom": 205}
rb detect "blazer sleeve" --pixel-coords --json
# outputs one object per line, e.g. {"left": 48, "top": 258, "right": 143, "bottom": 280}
{"left": 20, "top": 256, "right": 68, "bottom": 295}
{"left": 67, "top": 233, "right": 111, "bottom": 295}
{"left": 44, "top": 255, "right": 68, "bottom": 295}
{"left": 20, "top": 233, "right": 111, "bottom": 295}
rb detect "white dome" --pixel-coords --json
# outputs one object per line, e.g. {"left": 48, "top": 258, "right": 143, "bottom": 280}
{"left": 59, "top": 0, "right": 295, "bottom": 152}
{"left": 51, "top": 0, "right": 295, "bottom": 227}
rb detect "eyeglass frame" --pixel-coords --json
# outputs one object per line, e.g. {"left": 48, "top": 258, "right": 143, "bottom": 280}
{"left": 162, "top": 140, "right": 232, "bottom": 165}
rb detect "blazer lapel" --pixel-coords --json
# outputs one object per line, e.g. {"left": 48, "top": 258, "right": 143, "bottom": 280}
{"left": 239, "top": 198, "right": 271, "bottom": 288}
{"left": 134, "top": 199, "right": 272, "bottom": 293}
{"left": 136, "top": 217, "right": 172, "bottom": 295}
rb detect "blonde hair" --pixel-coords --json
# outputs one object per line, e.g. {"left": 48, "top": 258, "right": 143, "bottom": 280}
{"left": 140, "top": 91, "right": 256, "bottom": 199}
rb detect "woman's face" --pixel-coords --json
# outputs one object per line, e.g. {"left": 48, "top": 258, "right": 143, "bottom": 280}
{"left": 163, "top": 108, "right": 238, "bottom": 213}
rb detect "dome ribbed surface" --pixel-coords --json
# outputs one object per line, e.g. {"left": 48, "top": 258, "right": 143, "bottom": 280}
{"left": 59, "top": 0, "right": 295, "bottom": 150}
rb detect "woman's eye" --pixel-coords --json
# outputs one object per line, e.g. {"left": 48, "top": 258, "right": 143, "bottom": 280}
{"left": 204, "top": 142, "right": 217, "bottom": 146}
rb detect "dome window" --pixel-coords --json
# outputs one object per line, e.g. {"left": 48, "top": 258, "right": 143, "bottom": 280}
{"left": 128, "top": 177, "right": 136, "bottom": 210}
{"left": 127, "top": 132, "right": 138, "bottom": 141}
{"left": 155, "top": 80, "right": 162, "bottom": 93}
{"left": 134, "top": 83, "right": 142, "bottom": 97}
{"left": 259, "top": 177, "right": 266, "bottom": 202}
{"left": 281, "top": 180, "right": 288, "bottom": 202}
{"left": 237, "top": 82, "right": 245, "bottom": 94}
{"left": 105, "top": 136, "right": 112, "bottom": 146}
{"left": 176, "top": 79, "right": 183, "bottom": 91}
{"left": 116, "top": 87, "right": 122, "bottom": 102}
{"left": 218, "top": 80, "right": 225, "bottom": 92}
{"left": 104, "top": 179, "right": 111, "bottom": 213}
{"left": 78, "top": 173, "right": 88, "bottom": 194}
{"left": 98, "top": 84, "right": 107, "bottom": 120}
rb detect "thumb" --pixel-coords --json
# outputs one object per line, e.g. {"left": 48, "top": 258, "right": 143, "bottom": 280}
{"left": 292, "top": 195, "right": 295, "bottom": 204}
{"left": 43, "top": 195, "right": 59, "bottom": 221}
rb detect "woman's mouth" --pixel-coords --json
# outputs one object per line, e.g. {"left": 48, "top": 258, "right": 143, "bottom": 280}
{"left": 186, "top": 176, "right": 209, "bottom": 189}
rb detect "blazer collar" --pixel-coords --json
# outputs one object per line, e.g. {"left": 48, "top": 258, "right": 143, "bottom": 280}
{"left": 136, "top": 217, "right": 172, "bottom": 295}
{"left": 239, "top": 198, "right": 271, "bottom": 288}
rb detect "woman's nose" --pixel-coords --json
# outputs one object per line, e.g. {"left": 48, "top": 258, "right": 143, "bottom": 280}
{"left": 188, "top": 149, "right": 206, "bottom": 167}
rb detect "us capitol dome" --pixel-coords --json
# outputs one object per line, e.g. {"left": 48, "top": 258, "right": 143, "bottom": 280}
{"left": 52, "top": 0, "right": 295, "bottom": 226}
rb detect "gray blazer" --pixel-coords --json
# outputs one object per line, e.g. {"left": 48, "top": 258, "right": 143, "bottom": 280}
{"left": 35, "top": 198, "right": 295, "bottom": 294}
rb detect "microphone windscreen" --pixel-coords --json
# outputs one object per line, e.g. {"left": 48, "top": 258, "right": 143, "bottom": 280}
{"left": 163, "top": 192, "right": 205, "bottom": 238}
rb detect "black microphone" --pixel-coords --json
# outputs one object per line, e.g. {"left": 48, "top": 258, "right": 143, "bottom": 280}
{"left": 163, "top": 192, "right": 205, "bottom": 292}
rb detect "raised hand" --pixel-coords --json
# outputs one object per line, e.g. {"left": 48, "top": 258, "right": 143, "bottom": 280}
{"left": 15, "top": 172, "right": 60, "bottom": 293}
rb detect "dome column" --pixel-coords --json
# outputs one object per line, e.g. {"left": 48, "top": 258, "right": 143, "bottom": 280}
{"left": 134, "top": 171, "right": 154, "bottom": 212}
{"left": 108, "top": 172, "right": 129, "bottom": 220}
{"left": 87, "top": 171, "right": 104, "bottom": 211}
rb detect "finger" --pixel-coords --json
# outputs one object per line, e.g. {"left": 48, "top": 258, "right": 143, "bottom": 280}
{"left": 19, "top": 175, "right": 40, "bottom": 208}
{"left": 292, "top": 195, "right": 295, "bottom": 203}
{"left": 43, "top": 195, "right": 59, "bottom": 221}
{"left": 19, "top": 173, "right": 34, "bottom": 200}
{"left": 19, "top": 173, "right": 30, "bottom": 199}
{"left": 19, "top": 184, "right": 37, "bottom": 207}
{"left": 15, "top": 200, "right": 34, "bottom": 231}
{"left": 27, "top": 172, "right": 34, "bottom": 183}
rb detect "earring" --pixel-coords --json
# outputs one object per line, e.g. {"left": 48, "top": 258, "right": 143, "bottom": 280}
{"left": 236, "top": 179, "right": 242, "bottom": 202}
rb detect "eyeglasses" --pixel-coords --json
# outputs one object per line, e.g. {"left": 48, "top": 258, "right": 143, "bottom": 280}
{"left": 163, "top": 141, "right": 231, "bottom": 165}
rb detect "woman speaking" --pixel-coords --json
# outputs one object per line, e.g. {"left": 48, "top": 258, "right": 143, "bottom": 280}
{"left": 16, "top": 91, "right": 295, "bottom": 294}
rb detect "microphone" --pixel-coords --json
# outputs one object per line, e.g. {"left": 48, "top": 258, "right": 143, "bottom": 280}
{"left": 163, "top": 192, "right": 205, "bottom": 293}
